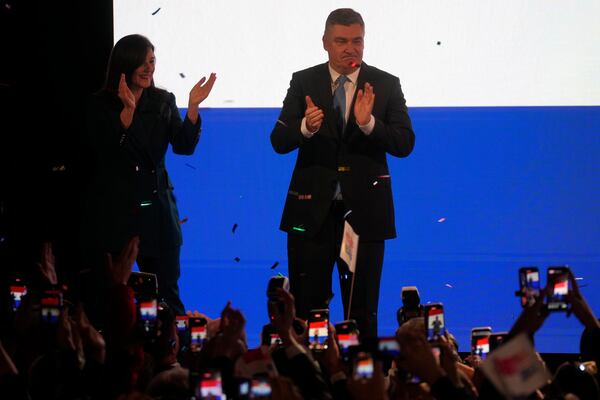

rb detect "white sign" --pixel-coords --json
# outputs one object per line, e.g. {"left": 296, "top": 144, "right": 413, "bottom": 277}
{"left": 481, "top": 333, "right": 551, "bottom": 398}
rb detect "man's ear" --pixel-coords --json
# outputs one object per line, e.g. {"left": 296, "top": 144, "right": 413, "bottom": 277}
{"left": 322, "top": 35, "right": 328, "bottom": 51}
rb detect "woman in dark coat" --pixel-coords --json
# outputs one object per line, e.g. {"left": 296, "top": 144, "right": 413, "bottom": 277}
{"left": 83, "top": 34, "right": 216, "bottom": 315}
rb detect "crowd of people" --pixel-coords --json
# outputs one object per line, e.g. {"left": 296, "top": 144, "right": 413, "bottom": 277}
{"left": 0, "top": 238, "right": 598, "bottom": 399}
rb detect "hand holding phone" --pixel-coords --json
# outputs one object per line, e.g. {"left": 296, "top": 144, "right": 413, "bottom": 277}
{"left": 335, "top": 319, "right": 360, "bottom": 359}
{"left": 470, "top": 326, "right": 492, "bottom": 359}
{"left": 518, "top": 267, "right": 540, "bottom": 307}
{"left": 423, "top": 302, "right": 445, "bottom": 342}
{"left": 353, "top": 351, "right": 374, "bottom": 380}
{"left": 190, "top": 317, "right": 208, "bottom": 352}
{"left": 308, "top": 309, "right": 329, "bottom": 352}
{"left": 547, "top": 266, "right": 570, "bottom": 311}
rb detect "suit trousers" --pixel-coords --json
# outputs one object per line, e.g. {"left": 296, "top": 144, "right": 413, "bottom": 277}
{"left": 287, "top": 200, "right": 384, "bottom": 338}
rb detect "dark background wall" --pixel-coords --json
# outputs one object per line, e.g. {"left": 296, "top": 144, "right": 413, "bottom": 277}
{"left": 0, "top": 0, "right": 113, "bottom": 287}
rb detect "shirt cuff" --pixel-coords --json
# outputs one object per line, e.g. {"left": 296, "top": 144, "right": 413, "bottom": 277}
{"left": 301, "top": 117, "right": 317, "bottom": 138}
{"left": 358, "top": 115, "right": 375, "bottom": 135}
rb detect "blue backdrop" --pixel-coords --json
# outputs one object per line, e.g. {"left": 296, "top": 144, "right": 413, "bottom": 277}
{"left": 159, "top": 106, "right": 600, "bottom": 353}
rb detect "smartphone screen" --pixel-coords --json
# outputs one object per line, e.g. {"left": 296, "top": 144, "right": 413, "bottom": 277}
{"left": 470, "top": 327, "right": 492, "bottom": 359}
{"left": 547, "top": 267, "right": 570, "bottom": 311}
{"left": 424, "top": 303, "right": 445, "bottom": 341}
{"left": 353, "top": 352, "right": 374, "bottom": 380}
{"left": 378, "top": 336, "right": 401, "bottom": 359}
{"left": 335, "top": 320, "right": 360, "bottom": 356}
{"left": 10, "top": 280, "right": 27, "bottom": 312}
{"left": 251, "top": 377, "right": 272, "bottom": 397}
{"left": 190, "top": 317, "right": 208, "bottom": 351}
{"left": 197, "top": 370, "right": 224, "bottom": 400}
{"left": 519, "top": 267, "right": 540, "bottom": 307}
{"left": 176, "top": 315, "right": 188, "bottom": 333}
{"left": 270, "top": 333, "right": 283, "bottom": 346}
{"left": 308, "top": 309, "right": 329, "bottom": 351}
{"left": 41, "top": 289, "right": 62, "bottom": 324}
{"left": 139, "top": 299, "right": 158, "bottom": 321}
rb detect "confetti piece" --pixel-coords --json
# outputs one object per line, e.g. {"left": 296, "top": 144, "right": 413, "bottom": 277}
{"left": 437, "top": 217, "right": 446, "bottom": 223}
{"left": 234, "top": 257, "right": 240, "bottom": 262}
{"left": 185, "top": 163, "right": 196, "bottom": 170}
{"left": 140, "top": 201, "right": 152, "bottom": 207}
{"left": 5, "top": 3, "right": 12, "bottom": 10}
{"left": 373, "top": 181, "right": 378, "bottom": 186}
{"left": 343, "top": 210, "right": 353, "bottom": 219}
{"left": 179, "top": 72, "right": 186, "bottom": 78}
{"left": 270, "top": 261, "right": 279, "bottom": 269}
{"left": 292, "top": 226, "right": 306, "bottom": 232}
{"left": 178, "top": 217, "right": 189, "bottom": 225}
{"left": 276, "top": 119, "right": 288, "bottom": 127}
{"left": 51, "top": 165, "right": 66, "bottom": 172}
{"left": 377, "top": 175, "right": 390, "bottom": 179}
{"left": 445, "top": 283, "right": 453, "bottom": 288}
{"left": 232, "top": 223, "right": 238, "bottom": 233}
{"left": 152, "top": 7, "right": 161, "bottom": 15}
{"left": 575, "top": 277, "right": 584, "bottom": 281}
{"left": 338, "top": 166, "right": 351, "bottom": 172}
{"left": 298, "top": 194, "right": 312, "bottom": 200}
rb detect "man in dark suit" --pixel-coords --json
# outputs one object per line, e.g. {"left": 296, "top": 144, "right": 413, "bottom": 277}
{"left": 270, "top": 8, "right": 415, "bottom": 338}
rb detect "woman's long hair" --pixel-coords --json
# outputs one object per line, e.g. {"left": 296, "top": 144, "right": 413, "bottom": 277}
{"left": 103, "top": 34, "right": 155, "bottom": 93}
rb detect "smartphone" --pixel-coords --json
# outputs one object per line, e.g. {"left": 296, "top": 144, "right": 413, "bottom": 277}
{"left": 127, "top": 272, "right": 158, "bottom": 298}
{"left": 378, "top": 336, "right": 401, "bottom": 359}
{"left": 266, "top": 276, "right": 289, "bottom": 321}
{"left": 547, "top": 266, "right": 570, "bottom": 311}
{"left": 261, "top": 323, "right": 283, "bottom": 347}
{"left": 423, "top": 302, "right": 445, "bottom": 342}
{"left": 176, "top": 315, "right": 189, "bottom": 333}
{"left": 196, "top": 370, "right": 225, "bottom": 400}
{"left": 236, "top": 378, "right": 251, "bottom": 399}
{"left": 519, "top": 267, "right": 540, "bottom": 307}
{"left": 139, "top": 298, "right": 158, "bottom": 322}
{"left": 250, "top": 376, "right": 272, "bottom": 398}
{"left": 41, "top": 289, "right": 63, "bottom": 324}
{"left": 470, "top": 326, "right": 492, "bottom": 359}
{"left": 190, "top": 317, "right": 208, "bottom": 352}
{"left": 308, "top": 309, "right": 329, "bottom": 351}
{"left": 9, "top": 279, "right": 27, "bottom": 312}
{"left": 489, "top": 332, "right": 509, "bottom": 352}
{"left": 353, "top": 352, "right": 374, "bottom": 380}
{"left": 335, "top": 319, "right": 360, "bottom": 358}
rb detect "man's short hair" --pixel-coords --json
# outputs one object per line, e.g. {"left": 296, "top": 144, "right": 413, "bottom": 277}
{"left": 325, "top": 8, "right": 364, "bottom": 32}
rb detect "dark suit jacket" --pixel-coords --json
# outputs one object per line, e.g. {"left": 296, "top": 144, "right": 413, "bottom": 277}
{"left": 270, "top": 62, "right": 415, "bottom": 241}
{"left": 83, "top": 88, "right": 200, "bottom": 256}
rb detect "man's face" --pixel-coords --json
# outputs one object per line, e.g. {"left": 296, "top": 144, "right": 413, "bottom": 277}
{"left": 323, "top": 23, "right": 364, "bottom": 75}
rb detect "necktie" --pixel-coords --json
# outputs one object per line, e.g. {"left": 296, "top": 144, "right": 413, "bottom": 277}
{"left": 333, "top": 75, "right": 348, "bottom": 134}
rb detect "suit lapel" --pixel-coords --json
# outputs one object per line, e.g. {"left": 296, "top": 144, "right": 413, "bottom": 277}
{"left": 311, "top": 63, "right": 340, "bottom": 140}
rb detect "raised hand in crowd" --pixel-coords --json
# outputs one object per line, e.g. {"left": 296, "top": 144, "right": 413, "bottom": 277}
{"left": 566, "top": 269, "right": 600, "bottom": 330}
{"left": 106, "top": 236, "right": 139, "bottom": 286}
{"left": 37, "top": 241, "right": 57, "bottom": 286}
{"left": 73, "top": 302, "right": 106, "bottom": 364}
{"left": 347, "top": 358, "right": 388, "bottom": 400}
